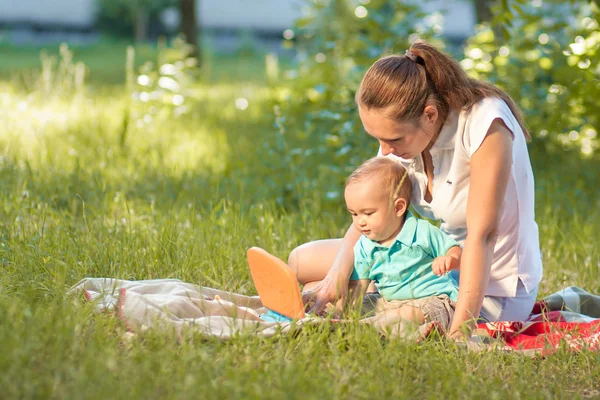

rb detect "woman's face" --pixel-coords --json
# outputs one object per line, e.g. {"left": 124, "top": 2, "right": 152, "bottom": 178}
{"left": 359, "top": 106, "right": 438, "bottom": 160}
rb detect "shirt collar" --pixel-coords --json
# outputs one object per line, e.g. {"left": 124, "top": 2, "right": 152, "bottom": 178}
{"left": 361, "top": 210, "right": 418, "bottom": 255}
{"left": 430, "top": 109, "right": 459, "bottom": 152}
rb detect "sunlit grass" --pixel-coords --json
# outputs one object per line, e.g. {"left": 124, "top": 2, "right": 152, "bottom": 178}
{"left": 0, "top": 79, "right": 269, "bottom": 176}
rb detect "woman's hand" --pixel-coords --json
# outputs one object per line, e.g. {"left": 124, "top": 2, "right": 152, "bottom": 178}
{"left": 302, "top": 267, "right": 349, "bottom": 314}
{"left": 301, "top": 224, "right": 361, "bottom": 314}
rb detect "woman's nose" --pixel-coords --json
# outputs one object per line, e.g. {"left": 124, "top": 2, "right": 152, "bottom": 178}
{"left": 379, "top": 142, "right": 394, "bottom": 156}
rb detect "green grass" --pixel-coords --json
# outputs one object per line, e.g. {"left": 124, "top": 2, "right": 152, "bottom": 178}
{"left": 1, "top": 42, "right": 600, "bottom": 399}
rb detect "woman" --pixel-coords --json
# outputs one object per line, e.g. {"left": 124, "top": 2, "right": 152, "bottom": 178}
{"left": 288, "top": 41, "right": 543, "bottom": 338}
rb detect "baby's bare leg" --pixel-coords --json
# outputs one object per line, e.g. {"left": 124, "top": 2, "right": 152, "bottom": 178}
{"left": 288, "top": 239, "right": 376, "bottom": 292}
{"left": 288, "top": 239, "right": 342, "bottom": 287}
{"left": 374, "top": 305, "right": 427, "bottom": 338}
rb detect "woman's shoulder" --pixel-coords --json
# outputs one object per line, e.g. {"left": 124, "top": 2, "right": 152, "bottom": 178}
{"left": 459, "top": 96, "right": 520, "bottom": 156}
{"left": 465, "top": 96, "right": 515, "bottom": 124}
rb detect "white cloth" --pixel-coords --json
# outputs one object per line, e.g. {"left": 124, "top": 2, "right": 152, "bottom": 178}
{"left": 68, "top": 278, "right": 313, "bottom": 339}
{"left": 380, "top": 97, "right": 543, "bottom": 297}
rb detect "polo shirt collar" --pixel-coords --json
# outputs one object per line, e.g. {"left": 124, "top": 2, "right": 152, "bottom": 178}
{"left": 430, "top": 109, "right": 459, "bottom": 152}
{"left": 361, "top": 210, "right": 418, "bottom": 255}
{"left": 395, "top": 210, "right": 418, "bottom": 246}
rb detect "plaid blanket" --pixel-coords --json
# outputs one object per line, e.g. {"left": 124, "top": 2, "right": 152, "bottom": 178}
{"left": 472, "top": 286, "right": 600, "bottom": 355}
{"left": 531, "top": 286, "right": 600, "bottom": 318}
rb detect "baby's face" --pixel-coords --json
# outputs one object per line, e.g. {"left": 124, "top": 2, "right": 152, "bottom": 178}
{"left": 345, "top": 180, "right": 403, "bottom": 244}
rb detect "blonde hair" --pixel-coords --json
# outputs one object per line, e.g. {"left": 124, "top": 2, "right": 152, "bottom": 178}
{"left": 356, "top": 40, "right": 530, "bottom": 140}
{"left": 345, "top": 157, "right": 412, "bottom": 205}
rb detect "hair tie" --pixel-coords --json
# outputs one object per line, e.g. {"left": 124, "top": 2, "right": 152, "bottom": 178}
{"left": 405, "top": 50, "right": 424, "bottom": 65}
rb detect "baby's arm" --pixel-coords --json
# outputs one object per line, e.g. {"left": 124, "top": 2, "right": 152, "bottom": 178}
{"left": 432, "top": 246, "right": 462, "bottom": 276}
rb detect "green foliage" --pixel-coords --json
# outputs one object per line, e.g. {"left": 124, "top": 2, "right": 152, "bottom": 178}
{"left": 265, "top": 0, "right": 444, "bottom": 208}
{"left": 265, "top": 0, "right": 600, "bottom": 211}
{"left": 131, "top": 36, "right": 199, "bottom": 124}
{"left": 98, "top": 0, "right": 176, "bottom": 14}
{"left": 462, "top": 0, "right": 600, "bottom": 156}
{"left": 96, "top": 0, "right": 177, "bottom": 39}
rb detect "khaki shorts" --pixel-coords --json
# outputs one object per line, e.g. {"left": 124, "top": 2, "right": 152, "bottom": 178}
{"left": 361, "top": 293, "right": 456, "bottom": 330}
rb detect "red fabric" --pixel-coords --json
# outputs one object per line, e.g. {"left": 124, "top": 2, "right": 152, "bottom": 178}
{"left": 476, "top": 307, "right": 600, "bottom": 354}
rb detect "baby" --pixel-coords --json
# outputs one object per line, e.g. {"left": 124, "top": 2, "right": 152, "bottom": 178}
{"left": 345, "top": 157, "right": 461, "bottom": 330}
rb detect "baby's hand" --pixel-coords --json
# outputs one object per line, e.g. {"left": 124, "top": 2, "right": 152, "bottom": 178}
{"left": 432, "top": 256, "right": 458, "bottom": 276}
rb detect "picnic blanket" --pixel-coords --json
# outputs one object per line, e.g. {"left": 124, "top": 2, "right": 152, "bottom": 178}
{"left": 474, "top": 286, "right": 600, "bottom": 355}
{"left": 68, "top": 278, "right": 600, "bottom": 354}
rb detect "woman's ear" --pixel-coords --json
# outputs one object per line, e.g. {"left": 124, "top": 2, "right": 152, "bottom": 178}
{"left": 394, "top": 198, "right": 407, "bottom": 216}
{"left": 423, "top": 105, "right": 439, "bottom": 125}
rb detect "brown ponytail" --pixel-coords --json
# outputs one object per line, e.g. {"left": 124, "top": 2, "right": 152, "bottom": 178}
{"left": 356, "top": 40, "right": 530, "bottom": 141}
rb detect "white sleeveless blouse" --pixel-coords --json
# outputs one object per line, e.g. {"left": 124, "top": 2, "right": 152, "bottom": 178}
{"left": 379, "top": 97, "right": 543, "bottom": 297}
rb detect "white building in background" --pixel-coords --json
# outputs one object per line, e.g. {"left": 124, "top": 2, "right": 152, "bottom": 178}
{"left": 0, "top": 0, "right": 96, "bottom": 27}
{"left": 0, "top": 0, "right": 475, "bottom": 38}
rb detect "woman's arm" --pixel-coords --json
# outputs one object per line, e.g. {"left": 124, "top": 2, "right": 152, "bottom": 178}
{"left": 306, "top": 224, "right": 362, "bottom": 313}
{"left": 448, "top": 119, "right": 513, "bottom": 338}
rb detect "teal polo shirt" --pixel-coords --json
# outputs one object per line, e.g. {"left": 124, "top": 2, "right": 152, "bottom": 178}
{"left": 350, "top": 211, "right": 459, "bottom": 302}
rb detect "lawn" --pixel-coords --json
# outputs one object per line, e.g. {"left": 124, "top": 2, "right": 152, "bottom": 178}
{"left": 1, "top": 41, "right": 599, "bottom": 399}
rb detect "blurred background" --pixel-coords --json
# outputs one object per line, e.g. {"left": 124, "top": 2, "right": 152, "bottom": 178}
{"left": 0, "top": 0, "right": 599, "bottom": 214}
{"left": 0, "top": 0, "right": 475, "bottom": 45}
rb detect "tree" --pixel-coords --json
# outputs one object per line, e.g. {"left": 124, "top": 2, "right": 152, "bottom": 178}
{"left": 98, "top": 0, "right": 176, "bottom": 42}
{"left": 474, "top": 0, "right": 494, "bottom": 23}
{"left": 179, "top": 0, "right": 200, "bottom": 64}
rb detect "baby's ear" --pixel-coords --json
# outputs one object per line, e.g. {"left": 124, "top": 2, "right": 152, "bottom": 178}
{"left": 394, "top": 197, "right": 407, "bottom": 216}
